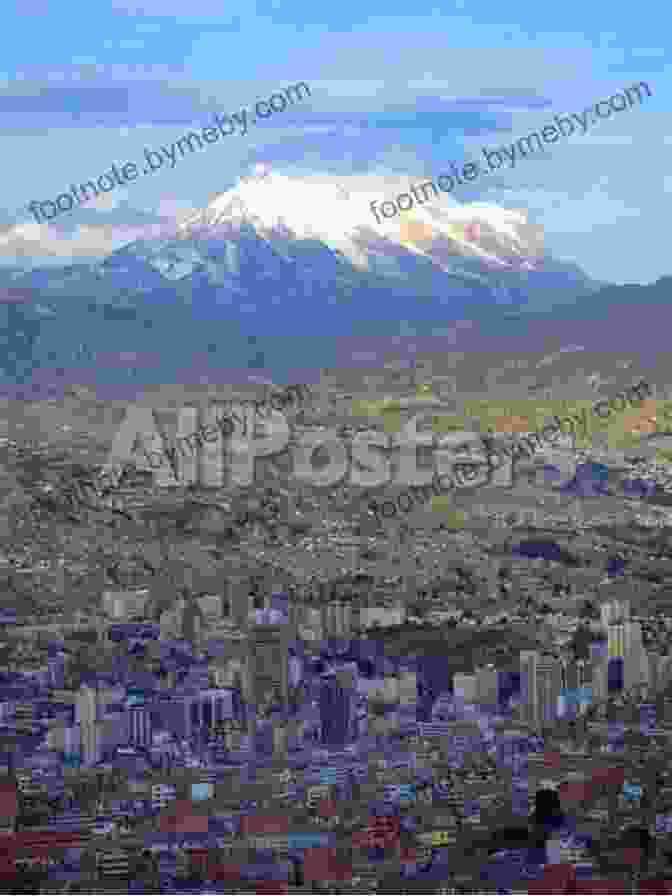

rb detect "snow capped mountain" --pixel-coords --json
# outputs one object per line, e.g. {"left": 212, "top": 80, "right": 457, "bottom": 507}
{"left": 0, "top": 167, "right": 603, "bottom": 388}
{"left": 177, "top": 167, "right": 547, "bottom": 274}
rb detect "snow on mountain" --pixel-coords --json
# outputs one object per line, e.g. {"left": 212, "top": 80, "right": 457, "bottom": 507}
{"left": 0, "top": 167, "right": 605, "bottom": 388}
{"left": 177, "top": 167, "right": 546, "bottom": 273}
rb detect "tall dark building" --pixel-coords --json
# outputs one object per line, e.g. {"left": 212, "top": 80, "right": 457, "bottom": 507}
{"left": 179, "top": 595, "right": 204, "bottom": 645}
{"left": 608, "top": 656, "right": 624, "bottom": 692}
{"left": 319, "top": 675, "right": 351, "bottom": 746}
{"left": 417, "top": 654, "right": 450, "bottom": 721}
{"left": 224, "top": 576, "right": 250, "bottom": 628}
{"left": 244, "top": 624, "right": 289, "bottom": 738}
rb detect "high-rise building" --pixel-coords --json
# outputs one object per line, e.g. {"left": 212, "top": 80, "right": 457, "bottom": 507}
{"left": 353, "top": 694, "right": 369, "bottom": 738}
{"left": 520, "top": 651, "right": 539, "bottom": 726}
{"left": 175, "top": 592, "right": 205, "bottom": 645}
{"left": 566, "top": 657, "right": 577, "bottom": 691}
{"left": 560, "top": 657, "right": 593, "bottom": 717}
{"left": 520, "top": 651, "right": 562, "bottom": 728}
{"left": 600, "top": 598, "right": 630, "bottom": 628}
{"left": 14, "top": 703, "right": 34, "bottom": 735}
{"left": 623, "top": 622, "right": 647, "bottom": 692}
{"left": 398, "top": 669, "right": 418, "bottom": 706}
{"left": 537, "top": 656, "right": 563, "bottom": 726}
{"left": 592, "top": 655, "right": 610, "bottom": 702}
{"left": 626, "top": 621, "right": 642, "bottom": 650}
{"left": 128, "top": 707, "right": 152, "bottom": 747}
{"left": 453, "top": 673, "right": 477, "bottom": 703}
{"left": 319, "top": 675, "right": 351, "bottom": 747}
{"left": 607, "top": 624, "right": 626, "bottom": 659}
{"left": 244, "top": 623, "right": 289, "bottom": 739}
{"left": 272, "top": 722, "right": 289, "bottom": 756}
{"left": 246, "top": 624, "right": 289, "bottom": 705}
{"left": 76, "top": 684, "right": 98, "bottom": 727}
{"left": 577, "top": 659, "right": 591, "bottom": 688}
{"left": 223, "top": 576, "right": 250, "bottom": 629}
{"left": 76, "top": 684, "right": 103, "bottom": 767}
{"left": 648, "top": 653, "right": 672, "bottom": 694}
{"left": 608, "top": 620, "right": 641, "bottom": 662}
{"left": 47, "top": 655, "right": 66, "bottom": 689}
{"left": 608, "top": 657, "right": 624, "bottom": 692}
{"left": 476, "top": 665, "right": 499, "bottom": 706}
{"left": 322, "top": 601, "right": 352, "bottom": 638}
{"left": 81, "top": 721, "right": 103, "bottom": 767}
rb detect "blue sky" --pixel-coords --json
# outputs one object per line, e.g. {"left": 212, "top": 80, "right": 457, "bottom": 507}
{"left": 2, "top": 0, "right": 670, "bottom": 283}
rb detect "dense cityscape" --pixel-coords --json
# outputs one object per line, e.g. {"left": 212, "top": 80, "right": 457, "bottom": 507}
{"left": 0, "top": 0, "right": 666, "bottom": 887}
{"left": 0, "top": 366, "right": 671, "bottom": 894}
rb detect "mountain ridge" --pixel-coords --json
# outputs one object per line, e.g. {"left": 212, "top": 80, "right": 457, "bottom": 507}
{"left": 0, "top": 169, "right": 663, "bottom": 389}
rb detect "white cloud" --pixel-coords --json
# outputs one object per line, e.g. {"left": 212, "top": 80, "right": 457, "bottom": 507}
{"left": 0, "top": 220, "right": 163, "bottom": 260}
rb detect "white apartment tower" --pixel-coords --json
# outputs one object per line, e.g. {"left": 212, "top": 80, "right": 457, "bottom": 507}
{"left": 520, "top": 651, "right": 563, "bottom": 728}
{"left": 601, "top": 598, "right": 630, "bottom": 629}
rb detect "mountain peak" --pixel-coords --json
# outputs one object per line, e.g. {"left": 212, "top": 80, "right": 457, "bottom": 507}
{"left": 177, "top": 169, "right": 546, "bottom": 271}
